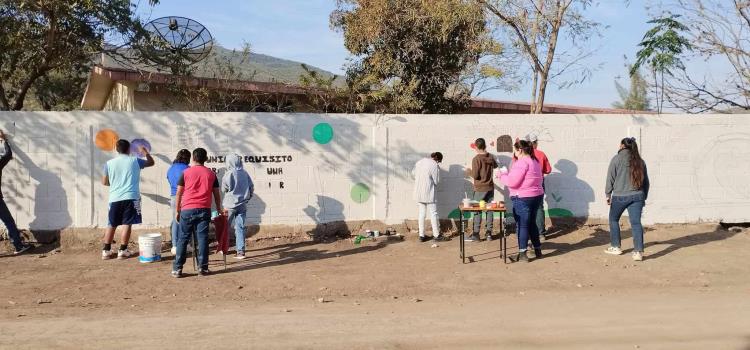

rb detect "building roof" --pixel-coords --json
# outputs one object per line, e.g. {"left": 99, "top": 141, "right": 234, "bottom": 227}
{"left": 468, "top": 98, "right": 643, "bottom": 114}
{"left": 81, "top": 65, "right": 647, "bottom": 114}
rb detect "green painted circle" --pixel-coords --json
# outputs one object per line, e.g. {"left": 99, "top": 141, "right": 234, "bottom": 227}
{"left": 312, "top": 123, "right": 334, "bottom": 144}
{"left": 547, "top": 208, "right": 574, "bottom": 218}
{"left": 350, "top": 183, "right": 370, "bottom": 203}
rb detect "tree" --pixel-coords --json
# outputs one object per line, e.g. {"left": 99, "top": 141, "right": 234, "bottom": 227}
{"left": 298, "top": 64, "right": 341, "bottom": 113}
{"left": 613, "top": 66, "right": 651, "bottom": 111}
{"left": 651, "top": 0, "right": 750, "bottom": 113}
{"left": 0, "top": 0, "right": 158, "bottom": 111}
{"left": 478, "top": 0, "right": 601, "bottom": 113}
{"left": 331, "top": 0, "right": 488, "bottom": 114}
{"left": 631, "top": 14, "right": 691, "bottom": 114}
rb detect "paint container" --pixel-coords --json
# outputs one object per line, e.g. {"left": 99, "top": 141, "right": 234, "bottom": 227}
{"left": 138, "top": 233, "right": 162, "bottom": 263}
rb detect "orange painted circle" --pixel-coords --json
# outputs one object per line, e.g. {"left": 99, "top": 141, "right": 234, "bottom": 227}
{"left": 95, "top": 129, "right": 119, "bottom": 151}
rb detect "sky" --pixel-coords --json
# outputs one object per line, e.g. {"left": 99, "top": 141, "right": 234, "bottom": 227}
{"left": 134, "top": 0, "right": 688, "bottom": 109}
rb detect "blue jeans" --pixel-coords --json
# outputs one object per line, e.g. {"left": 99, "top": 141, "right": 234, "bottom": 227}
{"left": 537, "top": 180, "right": 546, "bottom": 234}
{"left": 227, "top": 208, "right": 247, "bottom": 253}
{"left": 173, "top": 208, "right": 211, "bottom": 272}
{"left": 170, "top": 196, "right": 179, "bottom": 249}
{"left": 0, "top": 198, "right": 24, "bottom": 251}
{"left": 609, "top": 193, "right": 645, "bottom": 252}
{"left": 512, "top": 195, "right": 543, "bottom": 251}
{"left": 472, "top": 191, "right": 494, "bottom": 234}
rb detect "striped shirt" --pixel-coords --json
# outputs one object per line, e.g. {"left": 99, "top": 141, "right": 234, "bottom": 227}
{"left": 413, "top": 158, "right": 440, "bottom": 203}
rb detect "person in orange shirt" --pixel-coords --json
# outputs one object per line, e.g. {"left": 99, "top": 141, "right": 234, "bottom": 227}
{"left": 525, "top": 133, "right": 551, "bottom": 239}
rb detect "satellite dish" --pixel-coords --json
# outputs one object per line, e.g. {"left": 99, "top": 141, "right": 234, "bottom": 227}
{"left": 141, "top": 16, "right": 214, "bottom": 68}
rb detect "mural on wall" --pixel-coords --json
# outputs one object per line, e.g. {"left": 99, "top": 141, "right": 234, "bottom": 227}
{"left": 130, "top": 138, "right": 152, "bottom": 157}
{"left": 93, "top": 128, "right": 153, "bottom": 156}
{"left": 692, "top": 133, "right": 750, "bottom": 202}
{"left": 94, "top": 129, "right": 118, "bottom": 151}
{"left": 350, "top": 183, "right": 371, "bottom": 203}
{"left": 313, "top": 122, "right": 334, "bottom": 144}
{"left": 496, "top": 135, "right": 513, "bottom": 153}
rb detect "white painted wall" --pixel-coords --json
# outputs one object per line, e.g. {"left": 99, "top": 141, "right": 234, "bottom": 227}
{"left": 0, "top": 112, "right": 748, "bottom": 231}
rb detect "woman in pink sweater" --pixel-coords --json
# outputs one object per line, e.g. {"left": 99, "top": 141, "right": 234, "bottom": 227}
{"left": 497, "top": 139, "right": 544, "bottom": 262}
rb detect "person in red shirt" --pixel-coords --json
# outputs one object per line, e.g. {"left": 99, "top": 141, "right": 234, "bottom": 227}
{"left": 172, "top": 148, "right": 223, "bottom": 277}
{"left": 525, "top": 133, "right": 552, "bottom": 238}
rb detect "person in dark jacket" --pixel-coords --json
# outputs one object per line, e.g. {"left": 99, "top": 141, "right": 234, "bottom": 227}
{"left": 605, "top": 137, "right": 650, "bottom": 261}
{"left": 465, "top": 138, "right": 498, "bottom": 242}
{"left": 0, "top": 130, "right": 31, "bottom": 255}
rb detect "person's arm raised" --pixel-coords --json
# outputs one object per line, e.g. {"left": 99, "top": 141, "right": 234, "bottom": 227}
{"left": 0, "top": 130, "right": 13, "bottom": 170}
{"left": 140, "top": 146, "right": 155, "bottom": 168}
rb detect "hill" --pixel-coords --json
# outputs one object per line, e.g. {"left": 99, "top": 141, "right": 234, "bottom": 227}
{"left": 100, "top": 45, "right": 340, "bottom": 85}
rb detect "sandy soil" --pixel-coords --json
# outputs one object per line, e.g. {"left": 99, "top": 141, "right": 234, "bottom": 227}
{"left": 1, "top": 223, "right": 749, "bottom": 349}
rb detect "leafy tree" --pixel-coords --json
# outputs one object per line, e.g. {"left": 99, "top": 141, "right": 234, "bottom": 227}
{"left": 650, "top": 0, "right": 750, "bottom": 113}
{"left": 0, "top": 0, "right": 158, "bottom": 111}
{"left": 613, "top": 66, "right": 651, "bottom": 111}
{"left": 478, "top": 0, "right": 602, "bottom": 114}
{"left": 298, "top": 64, "right": 341, "bottom": 113}
{"left": 331, "top": 0, "right": 488, "bottom": 114}
{"left": 631, "top": 14, "right": 692, "bottom": 113}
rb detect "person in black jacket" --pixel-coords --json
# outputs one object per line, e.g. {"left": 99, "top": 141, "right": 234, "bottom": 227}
{"left": 0, "top": 130, "right": 31, "bottom": 255}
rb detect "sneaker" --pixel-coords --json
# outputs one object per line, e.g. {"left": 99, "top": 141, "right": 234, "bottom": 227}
{"left": 234, "top": 252, "right": 247, "bottom": 260}
{"left": 464, "top": 234, "right": 477, "bottom": 242}
{"left": 485, "top": 232, "right": 493, "bottom": 241}
{"left": 198, "top": 268, "right": 211, "bottom": 276}
{"left": 632, "top": 252, "right": 643, "bottom": 261}
{"left": 433, "top": 236, "right": 446, "bottom": 242}
{"left": 13, "top": 244, "right": 32, "bottom": 255}
{"left": 534, "top": 248, "right": 543, "bottom": 259}
{"left": 604, "top": 246, "right": 623, "bottom": 255}
{"left": 101, "top": 250, "right": 116, "bottom": 260}
{"left": 117, "top": 249, "right": 132, "bottom": 260}
{"left": 170, "top": 247, "right": 177, "bottom": 255}
{"left": 539, "top": 232, "right": 547, "bottom": 242}
{"left": 513, "top": 251, "right": 530, "bottom": 263}
{"left": 419, "top": 236, "right": 429, "bottom": 243}
{"left": 171, "top": 270, "right": 182, "bottom": 278}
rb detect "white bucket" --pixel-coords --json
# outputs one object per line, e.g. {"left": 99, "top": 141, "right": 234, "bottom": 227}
{"left": 138, "top": 233, "right": 162, "bottom": 263}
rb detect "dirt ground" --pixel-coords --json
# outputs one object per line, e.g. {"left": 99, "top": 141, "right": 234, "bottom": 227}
{"left": 1, "top": 223, "right": 749, "bottom": 349}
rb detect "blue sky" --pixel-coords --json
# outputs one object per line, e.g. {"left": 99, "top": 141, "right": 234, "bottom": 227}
{"left": 135, "top": 0, "right": 667, "bottom": 108}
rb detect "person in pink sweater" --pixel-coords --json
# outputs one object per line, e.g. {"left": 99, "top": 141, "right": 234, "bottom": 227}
{"left": 497, "top": 139, "right": 544, "bottom": 262}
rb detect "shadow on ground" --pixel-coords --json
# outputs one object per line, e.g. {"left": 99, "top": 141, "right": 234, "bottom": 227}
{"left": 208, "top": 238, "right": 403, "bottom": 275}
{"left": 539, "top": 225, "right": 740, "bottom": 260}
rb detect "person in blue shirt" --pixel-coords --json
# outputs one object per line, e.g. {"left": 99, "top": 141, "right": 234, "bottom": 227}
{"left": 101, "top": 139, "right": 154, "bottom": 260}
{"left": 167, "top": 149, "right": 190, "bottom": 255}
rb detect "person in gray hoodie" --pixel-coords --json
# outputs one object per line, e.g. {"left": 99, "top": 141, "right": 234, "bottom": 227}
{"left": 222, "top": 154, "right": 254, "bottom": 259}
{"left": 605, "top": 137, "right": 650, "bottom": 261}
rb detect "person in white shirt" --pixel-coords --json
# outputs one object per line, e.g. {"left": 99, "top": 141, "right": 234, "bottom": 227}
{"left": 413, "top": 152, "right": 444, "bottom": 242}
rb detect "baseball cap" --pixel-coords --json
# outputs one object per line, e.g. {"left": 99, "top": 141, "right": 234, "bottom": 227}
{"left": 524, "top": 133, "right": 538, "bottom": 142}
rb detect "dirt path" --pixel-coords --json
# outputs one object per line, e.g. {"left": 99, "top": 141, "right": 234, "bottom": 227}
{"left": 1, "top": 223, "right": 749, "bottom": 349}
